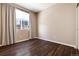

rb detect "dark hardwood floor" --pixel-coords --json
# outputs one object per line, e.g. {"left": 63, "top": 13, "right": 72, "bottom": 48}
{"left": 0, "top": 39, "right": 78, "bottom": 56}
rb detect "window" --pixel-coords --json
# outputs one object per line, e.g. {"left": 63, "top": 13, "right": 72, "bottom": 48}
{"left": 16, "top": 9, "right": 29, "bottom": 30}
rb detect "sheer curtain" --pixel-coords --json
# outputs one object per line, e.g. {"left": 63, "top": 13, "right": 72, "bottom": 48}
{"left": 0, "top": 3, "right": 16, "bottom": 46}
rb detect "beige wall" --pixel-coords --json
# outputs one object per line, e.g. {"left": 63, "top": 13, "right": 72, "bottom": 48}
{"left": 78, "top": 5, "right": 79, "bottom": 49}
{"left": 0, "top": 4, "right": 1, "bottom": 45}
{"left": 38, "top": 3, "right": 76, "bottom": 47}
{"left": 30, "top": 12, "right": 38, "bottom": 38}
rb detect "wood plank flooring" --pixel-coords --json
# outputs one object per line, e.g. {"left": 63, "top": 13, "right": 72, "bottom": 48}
{"left": 0, "top": 39, "right": 78, "bottom": 56}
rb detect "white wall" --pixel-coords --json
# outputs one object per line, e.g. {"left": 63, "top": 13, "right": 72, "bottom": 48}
{"left": 38, "top": 3, "right": 76, "bottom": 47}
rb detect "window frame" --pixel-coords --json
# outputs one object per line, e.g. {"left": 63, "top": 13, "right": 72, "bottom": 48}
{"left": 15, "top": 8, "right": 30, "bottom": 30}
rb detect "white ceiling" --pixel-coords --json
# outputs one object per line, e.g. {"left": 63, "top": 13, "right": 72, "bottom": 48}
{"left": 16, "top": 3, "right": 56, "bottom": 12}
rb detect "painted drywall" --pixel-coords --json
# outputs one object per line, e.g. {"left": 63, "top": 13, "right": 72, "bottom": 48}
{"left": 30, "top": 12, "right": 38, "bottom": 38}
{"left": 78, "top": 5, "right": 79, "bottom": 49}
{"left": 38, "top": 3, "right": 76, "bottom": 47}
{"left": 0, "top": 4, "right": 1, "bottom": 45}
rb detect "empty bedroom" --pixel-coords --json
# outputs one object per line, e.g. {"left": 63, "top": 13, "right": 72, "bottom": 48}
{"left": 0, "top": 3, "right": 79, "bottom": 56}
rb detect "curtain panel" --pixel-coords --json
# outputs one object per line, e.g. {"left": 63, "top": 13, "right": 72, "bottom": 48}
{"left": 0, "top": 3, "right": 16, "bottom": 46}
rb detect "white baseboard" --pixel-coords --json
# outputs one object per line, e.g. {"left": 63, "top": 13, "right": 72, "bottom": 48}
{"left": 0, "top": 37, "right": 77, "bottom": 49}
{"left": 35, "top": 37, "right": 76, "bottom": 48}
